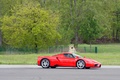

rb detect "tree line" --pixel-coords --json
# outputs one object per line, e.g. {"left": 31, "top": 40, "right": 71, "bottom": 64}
{"left": 0, "top": 0, "right": 120, "bottom": 52}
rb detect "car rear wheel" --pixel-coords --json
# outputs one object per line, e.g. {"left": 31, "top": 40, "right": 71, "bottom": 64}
{"left": 41, "top": 59, "right": 50, "bottom": 68}
{"left": 76, "top": 60, "right": 85, "bottom": 69}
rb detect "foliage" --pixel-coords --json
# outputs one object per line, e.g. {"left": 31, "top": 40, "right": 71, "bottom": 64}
{"left": 111, "top": 0, "right": 120, "bottom": 41}
{"left": 1, "top": 1, "right": 60, "bottom": 52}
{"left": 55, "top": 0, "right": 112, "bottom": 47}
{"left": 0, "top": 0, "right": 120, "bottom": 51}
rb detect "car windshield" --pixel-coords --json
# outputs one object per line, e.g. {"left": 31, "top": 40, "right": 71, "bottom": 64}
{"left": 72, "top": 53, "right": 82, "bottom": 58}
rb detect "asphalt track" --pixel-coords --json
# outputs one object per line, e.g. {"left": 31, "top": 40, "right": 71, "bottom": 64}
{"left": 0, "top": 65, "right": 120, "bottom": 80}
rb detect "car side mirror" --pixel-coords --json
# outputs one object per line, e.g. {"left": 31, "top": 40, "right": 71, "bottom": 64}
{"left": 76, "top": 56, "right": 79, "bottom": 58}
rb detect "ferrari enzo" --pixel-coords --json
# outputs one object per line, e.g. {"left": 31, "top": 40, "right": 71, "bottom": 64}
{"left": 37, "top": 52, "right": 101, "bottom": 69}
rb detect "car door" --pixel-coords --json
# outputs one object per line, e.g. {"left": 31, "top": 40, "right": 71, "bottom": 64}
{"left": 59, "top": 53, "right": 76, "bottom": 67}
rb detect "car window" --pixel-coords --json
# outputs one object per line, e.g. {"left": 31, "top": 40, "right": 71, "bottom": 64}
{"left": 72, "top": 53, "right": 82, "bottom": 58}
{"left": 64, "top": 53, "right": 75, "bottom": 58}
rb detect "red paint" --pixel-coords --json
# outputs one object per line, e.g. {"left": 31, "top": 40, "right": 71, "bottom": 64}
{"left": 37, "top": 52, "right": 101, "bottom": 69}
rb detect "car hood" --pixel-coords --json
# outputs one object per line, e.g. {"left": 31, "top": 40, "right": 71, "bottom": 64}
{"left": 82, "top": 57, "right": 100, "bottom": 64}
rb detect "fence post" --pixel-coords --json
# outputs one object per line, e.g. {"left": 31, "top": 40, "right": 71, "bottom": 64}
{"left": 84, "top": 47, "right": 86, "bottom": 53}
{"left": 95, "top": 47, "right": 97, "bottom": 53}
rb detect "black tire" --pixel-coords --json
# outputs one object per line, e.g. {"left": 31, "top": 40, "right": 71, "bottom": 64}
{"left": 85, "top": 67, "right": 90, "bottom": 69}
{"left": 51, "top": 66, "right": 56, "bottom": 68}
{"left": 76, "top": 60, "right": 86, "bottom": 69}
{"left": 41, "top": 59, "right": 50, "bottom": 68}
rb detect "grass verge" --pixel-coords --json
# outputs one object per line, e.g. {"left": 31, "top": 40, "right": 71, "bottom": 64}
{"left": 0, "top": 44, "right": 120, "bottom": 65}
{"left": 0, "top": 53, "right": 120, "bottom": 65}
{"left": 79, "top": 53, "right": 120, "bottom": 65}
{"left": 0, "top": 53, "right": 51, "bottom": 65}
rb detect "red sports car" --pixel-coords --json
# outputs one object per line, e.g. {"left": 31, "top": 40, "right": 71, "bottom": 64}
{"left": 37, "top": 52, "right": 101, "bottom": 69}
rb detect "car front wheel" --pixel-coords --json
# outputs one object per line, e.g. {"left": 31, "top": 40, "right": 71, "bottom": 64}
{"left": 41, "top": 59, "right": 50, "bottom": 68}
{"left": 76, "top": 60, "right": 85, "bottom": 69}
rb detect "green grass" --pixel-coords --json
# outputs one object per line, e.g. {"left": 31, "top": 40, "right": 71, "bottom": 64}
{"left": 0, "top": 44, "right": 120, "bottom": 65}
{"left": 0, "top": 53, "right": 120, "bottom": 65}
{"left": 0, "top": 53, "right": 51, "bottom": 65}
{"left": 79, "top": 53, "right": 120, "bottom": 65}
{"left": 78, "top": 44, "right": 120, "bottom": 65}
{"left": 78, "top": 43, "right": 120, "bottom": 53}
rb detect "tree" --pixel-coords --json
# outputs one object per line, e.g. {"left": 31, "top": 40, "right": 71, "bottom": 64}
{"left": 1, "top": 1, "right": 60, "bottom": 53}
{"left": 58, "top": 0, "right": 110, "bottom": 47}
{"left": 111, "top": 0, "right": 120, "bottom": 41}
{"left": 0, "top": 0, "right": 15, "bottom": 46}
{"left": 58, "top": 0, "right": 74, "bottom": 45}
{"left": 80, "top": 13, "right": 101, "bottom": 51}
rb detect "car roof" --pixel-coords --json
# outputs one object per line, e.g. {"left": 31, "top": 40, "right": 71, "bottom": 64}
{"left": 59, "top": 52, "right": 73, "bottom": 55}
{"left": 53, "top": 52, "right": 72, "bottom": 56}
